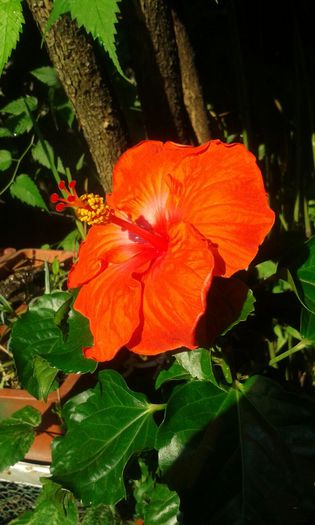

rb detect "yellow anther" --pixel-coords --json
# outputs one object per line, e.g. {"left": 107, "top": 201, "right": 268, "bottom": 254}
{"left": 75, "top": 193, "right": 112, "bottom": 225}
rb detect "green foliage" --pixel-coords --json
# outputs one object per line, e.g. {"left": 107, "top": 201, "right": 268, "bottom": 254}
{"left": 10, "top": 174, "right": 48, "bottom": 210}
{"left": 47, "top": 0, "right": 125, "bottom": 78}
{"left": 156, "top": 376, "right": 315, "bottom": 523}
{"left": 31, "top": 66, "right": 60, "bottom": 87}
{"left": 0, "top": 0, "right": 24, "bottom": 77}
{"left": 32, "top": 140, "right": 65, "bottom": 174}
{"left": 287, "top": 236, "right": 315, "bottom": 313}
{"left": 0, "top": 406, "right": 41, "bottom": 471}
{"left": 221, "top": 287, "right": 255, "bottom": 335}
{"left": 51, "top": 370, "right": 159, "bottom": 505}
{"left": 0, "top": 96, "right": 38, "bottom": 136}
{"left": 134, "top": 461, "right": 180, "bottom": 525}
{"left": 0, "top": 149, "right": 12, "bottom": 171}
{"left": 9, "top": 292, "right": 96, "bottom": 400}
{"left": 81, "top": 504, "right": 123, "bottom": 525}
{"left": 9, "top": 479, "right": 78, "bottom": 525}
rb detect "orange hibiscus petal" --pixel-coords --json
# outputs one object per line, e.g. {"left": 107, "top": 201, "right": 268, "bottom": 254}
{"left": 68, "top": 223, "right": 153, "bottom": 288}
{"left": 73, "top": 253, "right": 152, "bottom": 362}
{"left": 129, "top": 222, "right": 214, "bottom": 355}
{"left": 178, "top": 140, "right": 275, "bottom": 276}
{"left": 107, "top": 140, "right": 210, "bottom": 226}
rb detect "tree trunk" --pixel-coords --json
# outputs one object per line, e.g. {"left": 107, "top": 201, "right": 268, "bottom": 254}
{"left": 171, "top": 7, "right": 211, "bottom": 144}
{"left": 123, "top": 0, "right": 195, "bottom": 144}
{"left": 25, "top": 0, "right": 128, "bottom": 192}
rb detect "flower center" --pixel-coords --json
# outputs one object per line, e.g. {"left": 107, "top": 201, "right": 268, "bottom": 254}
{"left": 51, "top": 181, "right": 168, "bottom": 252}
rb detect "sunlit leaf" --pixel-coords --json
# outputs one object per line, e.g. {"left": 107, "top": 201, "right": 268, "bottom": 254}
{"left": 31, "top": 66, "right": 60, "bottom": 87}
{"left": 47, "top": 0, "right": 126, "bottom": 78}
{"left": 0, "top": 406, "right": 41, "bottom": 471}
{"left": 0, "top": 149, "right": 12, "bottom": 171}
{"left": 0, "top": 0, "right": 24, "bottom": 77}
{"left": 9, "top": 292, "right": 96, "bottom": 399}
{"left": 10, "top": 174, "right": 48, "bottom": 210}
{"left": 9, "top": 479, "right": 78, "bottom": 525}
{"left": 51, "top": 370, "right": 158, "bottom": 505}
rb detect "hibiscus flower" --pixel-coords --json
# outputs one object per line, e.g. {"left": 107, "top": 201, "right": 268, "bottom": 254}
{"left": 51, "top": 140, "right": 274, "bottom": 362}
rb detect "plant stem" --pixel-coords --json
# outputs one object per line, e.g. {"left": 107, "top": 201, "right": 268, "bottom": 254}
{"left": 269, "top": 339, "right": 312, "bottom": 366}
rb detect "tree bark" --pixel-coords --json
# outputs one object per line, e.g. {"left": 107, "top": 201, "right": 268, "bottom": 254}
{"left": 25, "top": 0, "right": 128, "bottom": 192}
{"left": 171, "top": 7, "right": 211, "bottom": 144}
{"left": 123, "top": 0, "right": 195, "bottom": 144}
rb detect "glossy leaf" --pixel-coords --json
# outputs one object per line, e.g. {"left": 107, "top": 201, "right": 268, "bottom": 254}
{"left": 287, "top": 236, "right": 315, "bottom": 313}
{"left": 0, "top": 0, "right": 24, "bottom": 77}
{"left": 0, "top": 406, "right": 41, "bottom": 470}
{"left": 0, "top": 149, "right": 12, "bottom": 171}
{"left": 9, "top": 292, "right": 96, "bottom": 399}
{"left": 81, "top": 505, "right": 123, "bottom": 525}
{"left": 156, "top": 380, "right": 234, "bottom": 474}
{"left": 51, "top": 370, "right": 158, "bottom": 505}
{"left": 143, "top": 484, "right": 180, "bottom": 525}
{"left": 10, "top": 174, "right": 48, "bottom": 210}
{"left": 155, "top": 360, "right": 190, "bottom": 389}
{"left": 9, "top": 479, "right": 78, "bottom": 525}
{"left": 300, "top": 307, "right": 315, "bottom": 341}
{"left": 134, "top": 461, "right": 180, "bottom": 525}
{"left": 175, "top": 348, "right": 220, "bottom": 385}
{"left": 47, "top": 0, "right": 125, "bottom": 78}
{"left": 156, "top": 375, "right": 315, "bottom": 524}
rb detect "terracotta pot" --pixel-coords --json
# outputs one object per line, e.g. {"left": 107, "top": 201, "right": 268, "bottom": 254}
{"left": 0, "top": 374, "right": 81, "bottom": 463}
{"left": 0, "top": 248, "right": 77, "bottom": 463}
{"left": 0, "top": 248, "right": 75, "bottom": 280}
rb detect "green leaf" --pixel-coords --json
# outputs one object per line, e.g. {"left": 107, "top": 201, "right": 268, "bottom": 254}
{"left": 47, "top": 0, "right": 126, "bottom": 78}
{"left": 300, "top": 307, "right": 315, "bottom": 341}
{"left": 32, "top": 140, "right": 65, "bottom": 174}
{"left": 175, "top": 348, "right": 220, "bottom": 386}
{"left": 10, "top": 174, "right": 48, "bottom": 210}
{"left": 1, "top": 95, "right": 38, "bottom": 115}
{"left": 9, "top": 479, "right": 78, "bottom": 525}
{"left": 10, "top": 292, "right": 96, "bottom": 398}
{"left": 0, "top": 406, "right": 41, "bottom": 470}
{"left": 255, "top": 259, "right": 277, "bottom": 280}
{"left": 57, "top": 229, "right": 80, "bottom": 251}
{"left": 0, "top": 149, "right": 12, "bottom": 171}
{"left": 155, "top": 360, "right": 190, "bottom": 390}
{"left": 31, "top": 66, "right": 60, "bottom": 87}
{"left": 81, "top": 504, "right": 123, "bottom": 525}
{"left": 0, "top": 0, "right": 24, "bottom": 77}
{"left": 221, "top": 287, "right": 255, "bottom": 335}
{"left": 287, "top": 236, "right": 315, "bottom": 313}
{"left": 143, "top": 484, "right": 180, "bottom": 525}
{"left": 156, "top": 380, "right": 234, "bottom": 475}
{"left": 51, "top": 370, "right": 158, "bottom": 505}
{"left": 157, "top": 376, "right": 315, "bottom": 523}
{"left": 133, "top": 461, "right": 180, "bottom": 525}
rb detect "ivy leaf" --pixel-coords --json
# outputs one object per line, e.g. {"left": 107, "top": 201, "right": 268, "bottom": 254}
{"left": 9, "top": 292, "right": 96, "bottom": 400}
{"left": 134, "top": 461, "right": 180, "bottom": 525}
{"left": 0, "top": 406, "right": 41, "bottom": 471}
{"left": 10, "top": 174, "right": 48, "bottom": 210}
{"left": 286, "top": 236, "right": 315, "bottom": 313}
{"left": 155, "top": 360, "right": 190, "bottom": 390}
{"left": 175, "top": 348, "right": 220, "bottom": 386}
{"left": 47, "top": 0, "right": 126, "bottom": 79}
{"left": 51, "top": 370, "right": 158, "bottom": 505}
{"left": 9, "top": 479, "right": 78, "bottom": 525}
{"left": 0, "top": 149, "right": 12, "bottom": 171}
{"left": 0, "top": 0, "right": 24, "bottom": 77}
{"left": 81, "top": 504, "right": 123, "bottom": 525}
{"left": 156, "top": 376, "right": 315, "bottom": 524}
{"left": 156, "top": 380, "right": 234, "bottom": 475}
{"left": 143, "top": 484, "right": 180, "bottom": 525}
